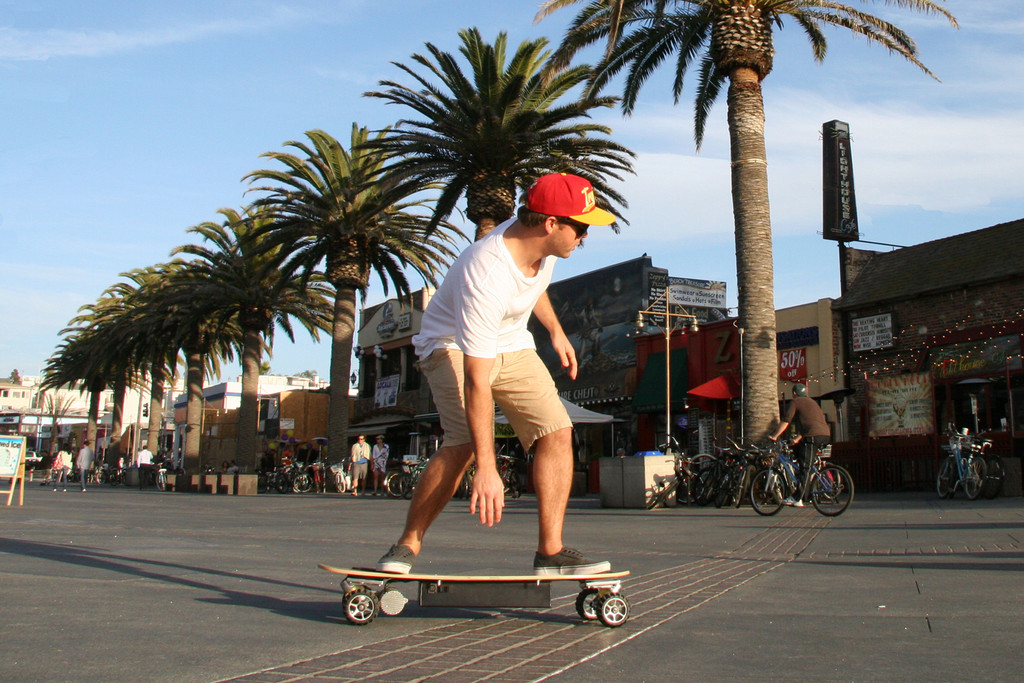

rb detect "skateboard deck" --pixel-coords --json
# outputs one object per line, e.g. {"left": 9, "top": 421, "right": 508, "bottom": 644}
{"left": 318, "top": 564, "right": 629, "bottom": 582}
{"left": 318, "top": 564, "right": 631, "bottom": 627}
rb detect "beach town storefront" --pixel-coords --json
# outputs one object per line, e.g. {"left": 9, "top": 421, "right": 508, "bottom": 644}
{"left": 832, "top": 219, "right": 1024, "bottom": 493}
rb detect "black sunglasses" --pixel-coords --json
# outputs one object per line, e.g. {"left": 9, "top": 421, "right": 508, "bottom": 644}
{"left": 556, "top": 216, "right": 589, "bottom": 237}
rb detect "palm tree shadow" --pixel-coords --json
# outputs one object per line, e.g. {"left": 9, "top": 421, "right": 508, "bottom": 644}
{"left": 1, "top": 537, "right": 338, "bottom": 624}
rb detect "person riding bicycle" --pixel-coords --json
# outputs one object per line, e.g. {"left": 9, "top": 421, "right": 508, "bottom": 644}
{"left": 769, "top": 383, "right": 831, "bottom": 507}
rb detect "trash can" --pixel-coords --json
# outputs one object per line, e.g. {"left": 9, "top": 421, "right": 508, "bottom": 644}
{"left": 600, "top": 452, "right": 676, "bottom": 508}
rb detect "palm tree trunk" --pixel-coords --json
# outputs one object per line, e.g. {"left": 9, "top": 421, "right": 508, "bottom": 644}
{"left": 326, "top": 286, "right": 357, "bottom": 463}
{"left": 235, "top": 327, "right": 263, "bottom": 473}
{"left": 87, "top": 388, "right": 101, "bottom": 450}
{"left": 727, "top": 69, "right": 779, "bottom": 440}
{"left": 184, "top": 348, "right": 204, "bottom": 473}
{"left": 147, "top": 363, "right": 167, "bottom": 454}
{"left": 109, "top": 377, "right": 127, "bottom": 466}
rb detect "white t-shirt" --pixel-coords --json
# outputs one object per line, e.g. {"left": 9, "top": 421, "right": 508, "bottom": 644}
{"left": 413, "top": 218, "right": 555, "bottom": 360}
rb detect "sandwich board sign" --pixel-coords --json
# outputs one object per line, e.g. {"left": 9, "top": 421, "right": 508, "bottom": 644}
{"left": 1, "top": 435, "right": 28, "bottom": 506}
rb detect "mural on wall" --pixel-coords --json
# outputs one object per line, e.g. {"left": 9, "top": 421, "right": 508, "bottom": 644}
{"left": 868, "top": 372, "right": 935, "bottom": 437}
{"left": 530, "top": 259, "right": 652, "bottom": 405}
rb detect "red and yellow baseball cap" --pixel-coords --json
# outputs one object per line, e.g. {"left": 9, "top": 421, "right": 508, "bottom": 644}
{"left": 526, "top": 173, "right": 617, "bottom": 226}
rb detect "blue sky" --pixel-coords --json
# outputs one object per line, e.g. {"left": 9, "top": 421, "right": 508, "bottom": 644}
{"left": 2, "top": 1, "right": 1022, "bottom": 383}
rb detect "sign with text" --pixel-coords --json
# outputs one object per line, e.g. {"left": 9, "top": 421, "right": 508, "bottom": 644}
{"left": 668, "top": 278, "right": 728, "bottom": 310}
{"left": 779, "top": 348, "right": 807, "bottom": 381}
{"left": 374, "top": 374, "right": 400, "bottom": 408}
{"left": 852, "top": 313, "right": 893, "bottom": 352}
{"left": 868, "top": 373, "right": 935, "bottom": 437}
{"left": 1, "top": 434, "right": 27, "bottom": 506}
{"left": 823, "top": 120, "right": 860, "bottom": 241}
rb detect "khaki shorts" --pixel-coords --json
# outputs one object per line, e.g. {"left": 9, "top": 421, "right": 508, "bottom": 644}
{"left": 419, "top": 347, "right": 571, "bottom": 451}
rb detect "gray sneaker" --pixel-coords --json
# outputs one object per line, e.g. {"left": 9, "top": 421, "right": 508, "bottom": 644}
{"left": 375, "top": 544, "right": 416, "bottom": 574}
{"left": 533, "top": 547, "right": 610, "bottom": 576}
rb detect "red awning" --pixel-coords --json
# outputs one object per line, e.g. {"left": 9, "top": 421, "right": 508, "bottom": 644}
{"left": 687, "top": 374, "right": 740, "bottom": 400}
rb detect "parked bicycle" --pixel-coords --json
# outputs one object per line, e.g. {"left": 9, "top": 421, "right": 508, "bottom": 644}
{"left": 385, "top": 456, "right": 429, "bottom": 499}
{"left": 292, "top": 459, "right": 327, "bottom": 493}
{"left": 749, "top": 440, "right": 854, "bottom": 516}
{"left": 647, "top": 450, "right": 720, "bottom": 509}
{"left": 497, "top": 453, "right": 522, "bottom": 499}
{"left": 936, "top": 430, "right": 989, "bottom": 500}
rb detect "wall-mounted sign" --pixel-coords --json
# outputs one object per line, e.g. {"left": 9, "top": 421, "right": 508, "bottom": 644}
{"left": 779, "top": 348, "right": 807, "bottom": 381}
{"left": 852, "top": 313, "right": 893, "bottom": 352}
{"left": 823, "top": 119, "right": 860, "bottom": 241}
{"left": 868, "top": 372, "right": 934, "bottom": 437}
{"left": 374, "top": 375, "right": 400, "bottom": 408}
{"left": 777, "top": 326, "right": 819, "bottom": 350}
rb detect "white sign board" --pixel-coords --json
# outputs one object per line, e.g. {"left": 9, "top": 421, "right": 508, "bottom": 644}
{"left": 1, "top": 435, "right": 27, "bottom": 506}
{"left": 374, "top": 374, "right": 400, "bottom": 408}
{"left": 668, "top": 279, "right": 728, "bottom": 309}
{"left": 851, "top": 313, "right": 893, "bottom": 352}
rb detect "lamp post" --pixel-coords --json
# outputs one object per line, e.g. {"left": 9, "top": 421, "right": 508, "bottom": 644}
{"left": 635, "top": 291, "right": 699, "bottom": 453}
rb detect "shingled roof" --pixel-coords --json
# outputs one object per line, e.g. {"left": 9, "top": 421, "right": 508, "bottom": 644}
{"left": 834, "top": 218, "right": 1024, "bottom": 310}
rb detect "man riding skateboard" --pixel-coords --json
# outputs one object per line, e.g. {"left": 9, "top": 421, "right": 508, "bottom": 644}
{"left": 376, "top": 173, "right": 617, "bottom": 576}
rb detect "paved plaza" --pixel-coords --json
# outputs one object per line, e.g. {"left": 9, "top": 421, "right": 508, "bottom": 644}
{"left": 2, "top": 481, "right": 1022, "bottom": 682}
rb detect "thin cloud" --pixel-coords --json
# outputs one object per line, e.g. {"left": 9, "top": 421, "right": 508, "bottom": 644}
{"left": 0, "top": 8, "right": 310, "bottom": 61}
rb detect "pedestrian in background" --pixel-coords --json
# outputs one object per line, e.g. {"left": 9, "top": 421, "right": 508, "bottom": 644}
{"left": 349, "top": 435, "right": 370, "bottom": 496}
{"left": 371, "top": 435, "right": 390, "bottom": 496}
{"left": 52, "top": 447, "right": 71, "bottom": 492}
{"left": 76, "top": 440, "right": 95, "bottom": 492}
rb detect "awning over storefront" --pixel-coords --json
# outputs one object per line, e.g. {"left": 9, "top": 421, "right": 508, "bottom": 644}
{"left": 631, "top": 350, "right": 688, "bottom": 414}
{"left": 688, "top": 373, "right": 740, "bottom": 400}
{"left": 495, "top": 397, "right": 616, "bottom": 425}
{"left": 345, "top": 414, "right": 413, "bottom": 438}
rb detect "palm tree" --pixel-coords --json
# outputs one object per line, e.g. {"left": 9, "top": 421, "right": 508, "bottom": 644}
{"left": 537, "top": 0, "right": 958, "bottom": 439}
{"left": 57, "top": 292, "right": 140, "bottom": 465}
{"left": 172, "top": 205, "right": 335, "bottom": 471}
{"left": 245, "top": 125, "right": 466, "bottom": 464}
{"left": 364, "top": 27, "right": 636, "bottom": 240}
{"left": 39, "top": 390, "right": 77, "bottom": 454}
{"left": 42, "top": 332, "right": 109, "bottom": 452}
{"left": 143, "top": 261, "right": 237, "bottom": 473}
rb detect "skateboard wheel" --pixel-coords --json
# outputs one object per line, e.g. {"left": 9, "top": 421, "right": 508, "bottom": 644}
{"left": 595, "top": 593, "right": 630, "bottom": 628}
{"left": 343, "top": 586, "right": 379, "bottom": 625}
{"left": 575, "top": 588, "right": 599, "bottom": 621}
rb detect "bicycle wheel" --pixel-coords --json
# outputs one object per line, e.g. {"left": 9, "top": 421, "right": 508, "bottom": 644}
{"left": 505, "top": 472, "right": 522, "bottom": 499}
{"left": 963, "top": 457, "right": 985, "bottom": 500}
{"left": 734, "top": 465, "right": 754, "bottom": 509}
{"left": 713, "top": 467, "right": 734, "bottom": 508}
{"left": 750, "top": 468, "right": 784, "bottom": 516}
{"left": 402, "top": 472, "right": 417, "bottom": 499}
{"left": 936, "top": 458, "right": 955, "bottom": 498}
{"left": 981, "top": 455, "right": 1004, "bottom": 499}
{"left": 809, "top": 465, "right": 854, "bottom": 516}
{"left": 384, "top": 471, "right": 403, "bottom": 498}
{"left": 292, "top": 473, "right": 313, "bottom": 493}
{"left": 647, "top": 477, "right": 679, "bottom": 509}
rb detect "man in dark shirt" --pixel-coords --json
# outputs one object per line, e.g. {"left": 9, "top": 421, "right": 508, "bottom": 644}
{"left": 770, "top": 384, "right": 831, "bottom": 505}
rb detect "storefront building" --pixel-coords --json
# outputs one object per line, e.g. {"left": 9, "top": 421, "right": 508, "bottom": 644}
{"left": 832, "top": 218, "right": 1024, "bottom": 492}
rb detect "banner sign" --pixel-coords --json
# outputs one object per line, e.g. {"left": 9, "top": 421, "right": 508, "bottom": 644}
{"left": 374, "top": 374, "right": 400, "bottom": 408}
{"left": 779, "top": 348, "right": 807, "bottom": 381}
{"left": 868, "top": 373, "right": 935, "bottom": 437}
{"left": 823, "top": 120, "right": 860, "bottom": 242}
{"left": 852, "top": 313, "right": 893, "bottom": 352}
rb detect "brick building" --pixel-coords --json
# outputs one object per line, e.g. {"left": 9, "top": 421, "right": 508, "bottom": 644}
{"left": 832, "top": 218, "right": 1024, "bottom": 491}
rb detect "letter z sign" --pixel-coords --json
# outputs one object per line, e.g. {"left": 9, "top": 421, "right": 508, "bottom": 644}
{"left": 779, "top": 348, "right": 807, "bottom": 381}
